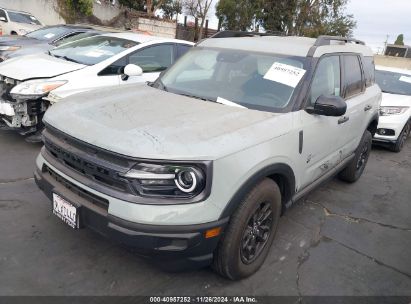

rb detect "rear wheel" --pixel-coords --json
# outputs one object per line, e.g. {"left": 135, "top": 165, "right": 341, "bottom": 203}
{"left": 391, "top": 121, "right": 410, "bottom": 153}
{"left": 212, "top": 178, "right": 281, "bottom": 280}
{"left": 339, "top": 130, "right": 372, "bottom": 183}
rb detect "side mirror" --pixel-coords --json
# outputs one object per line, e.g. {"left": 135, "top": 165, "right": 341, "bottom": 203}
{"left": 124, "top": 64, "right": 143, "bottom": 76}
{"left": 0, "top": 17, "right": 7, "bottom": 22}
{"left": 311, "top": 95, "right": 347, "bottom": 117}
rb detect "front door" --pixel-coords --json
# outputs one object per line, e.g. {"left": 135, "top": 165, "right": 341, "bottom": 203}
{"left": 299, "top": 55, "right": 346, "bottom": 188}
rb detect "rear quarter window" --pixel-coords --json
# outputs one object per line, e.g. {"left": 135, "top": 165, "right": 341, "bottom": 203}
{"left": 362, "top": 56, "right": 375, "bottom": 87}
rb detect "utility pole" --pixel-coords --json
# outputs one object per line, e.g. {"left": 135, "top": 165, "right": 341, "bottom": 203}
{"left": 383, "top": 34, "right": 389, "bottom": 55}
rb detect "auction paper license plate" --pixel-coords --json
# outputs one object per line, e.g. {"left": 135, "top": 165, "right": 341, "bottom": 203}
{"left": 52, "top": 193, "right": 79, "bottom": 229}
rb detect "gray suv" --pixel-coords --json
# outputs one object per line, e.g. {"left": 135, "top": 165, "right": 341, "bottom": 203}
{"left": 34, "top": 33, "right": 381, "bottom": 279}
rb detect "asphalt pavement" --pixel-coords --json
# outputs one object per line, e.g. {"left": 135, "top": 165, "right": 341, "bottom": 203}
{"left": 0, "top": 130, "right": 410, "bottom": 296}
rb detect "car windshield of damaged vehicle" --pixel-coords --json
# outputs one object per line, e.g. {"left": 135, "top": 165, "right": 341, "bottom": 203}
{"left": 25, "top": 26, "right": 84, "bottom": 42}
{"left": 376, "top": 70, "right": 411, "bottom": 96}
{"left": 159, "top": 48, "right": 307, "bottom": 112}
{"left": 49, "top": 36, "right": 138, "bottom": 65}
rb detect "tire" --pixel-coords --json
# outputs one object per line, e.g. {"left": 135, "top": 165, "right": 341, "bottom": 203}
{"left": 212, "top": 178, "right": 282, "bottom": 280}
{"left": 339, "top": 130, "right": 372, "bottom": 183}
{"left": 391, "top": 120, "right": 410, "bottom": 153}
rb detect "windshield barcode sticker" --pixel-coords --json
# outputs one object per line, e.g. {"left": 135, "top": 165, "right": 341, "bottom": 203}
{"left": 399, "top": 75, "right": 411, "bottom": 84}
{"left": 264, "top": 62, "right": 306, "bottom": 88}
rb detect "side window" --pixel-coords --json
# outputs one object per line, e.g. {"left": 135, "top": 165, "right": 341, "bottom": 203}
{"left": 0, "top": 9, "right": 8, "bottom": 21}
{"left": 362, "top": 56, "right": 375, "bottom": 87}
{"left": 176, "top": 44, "right": 191, "bottom": 59}
{"left": 343, "top": 55, "right": 363, "bottom": 98}
{"left": 308, "top": 55, "right": 341, "bottom": 106}
{"left": 128, "top": 44, "right": 174, "bottom": 73}
{"left": 98, "top": 56, "right": 127, "bottom": 76}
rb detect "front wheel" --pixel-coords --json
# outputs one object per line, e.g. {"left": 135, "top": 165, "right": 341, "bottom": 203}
{"left": 212, "top": 178, "right": 282, "bottom": 280}
{"left": 339, "top": 130, "right": 372, "bottom": 183}
{"left": 391, "top": 120, "right": 410, "bottom": 153}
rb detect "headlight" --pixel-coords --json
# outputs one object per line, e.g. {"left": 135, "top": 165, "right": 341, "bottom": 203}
{"left": 10, "top": 80, "right": 67, "bottom": 99}
{"left": 379, "top": 106, "right": 409, "bottom": 116}
{"left": 0, "top": 46, "right": 21, "bottom": 51}
{"left": 122, "top": 162, "right": 207, "bottom": 198}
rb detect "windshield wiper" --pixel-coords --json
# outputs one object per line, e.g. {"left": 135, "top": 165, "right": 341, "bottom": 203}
{"left": 52, "top": 54, "right": 82, "bottom": 64}
{"left": 60, "top": 56, "right": 82, "bottom": 64}
{"left": 178, "top": 92, "right": 215, "bottom": 102}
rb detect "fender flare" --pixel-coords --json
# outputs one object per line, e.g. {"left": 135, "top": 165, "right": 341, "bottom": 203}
{"left": 219, "top": 163, "right": 296, "bottom": 219}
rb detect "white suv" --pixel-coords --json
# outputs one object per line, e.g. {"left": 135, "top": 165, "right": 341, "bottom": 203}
{"left": 0, "top": 7, "right": 43, "bottom": 35}
{"left": 34, "top": 33, "right": 381, "bottom": 279}
{"left": 374, "top": 65, "right": 411, "bottom": 152}
{"left": 0, "top": 32, "right": 193, "bottom": 140}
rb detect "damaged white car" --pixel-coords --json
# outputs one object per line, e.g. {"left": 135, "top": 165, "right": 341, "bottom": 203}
{"left": 0, "top": 32, "right": 193, "bottom": 141}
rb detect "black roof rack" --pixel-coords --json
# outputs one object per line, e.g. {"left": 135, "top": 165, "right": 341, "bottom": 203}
{"left": 314, "top": 35, "right": 365, "bottom": 46}
{"left": 211, "top": 30, "right": 285, "bottom": 39}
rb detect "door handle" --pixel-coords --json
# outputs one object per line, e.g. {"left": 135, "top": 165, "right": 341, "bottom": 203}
{"left": 364, "top": 105, "right": 372, "bottom": 112}
{"left": 338, "top": 116, "right": 350, "bottom": 124}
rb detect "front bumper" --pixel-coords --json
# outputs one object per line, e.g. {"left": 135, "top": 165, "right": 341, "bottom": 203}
{"left": 34, "top": 162, "right": 228, "bottom": 270}
{"left": 373, "top": 114, "right": 410, "bottom": 142}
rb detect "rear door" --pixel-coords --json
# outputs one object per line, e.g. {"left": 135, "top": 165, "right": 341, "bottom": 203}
{"left": 339, "top": 54, "right": 368, "bottom": 158}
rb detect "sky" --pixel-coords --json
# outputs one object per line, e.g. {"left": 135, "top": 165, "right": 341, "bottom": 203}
{"left": 182, "top": 0, "right": 411, "bottom": 54}
{"left": 346, "top": 0, "right": 411, "bottom": 53}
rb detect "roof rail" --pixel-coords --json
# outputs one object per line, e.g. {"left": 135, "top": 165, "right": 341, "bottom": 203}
{"left": 210, "top": 30, "right": 285, "bottom": 39}
{"left": 314, "top": 35, "right": 365, "bottom": 46}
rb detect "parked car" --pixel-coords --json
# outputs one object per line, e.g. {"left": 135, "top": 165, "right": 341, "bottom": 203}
{"left": 373, "top": 65, "right": 411, "bottom": 152}
{"left": 33, "top": 33, "right": 381, "bottom": 279}
{"left": 0, "top": 32, "right": 193, "bottom": 141}
{"left": 0, "top": 25, "right": 102, "bottom": 62}
{"left": 0, "top": 7, "right": 43, "bottom": 35}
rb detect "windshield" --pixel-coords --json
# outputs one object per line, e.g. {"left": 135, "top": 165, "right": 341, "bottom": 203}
{"left": 53, "top": 32, "right": 100, "bottom": 47}
{"left": 376, "top": 70, "right": 411, "bottom": 96}
{"left": 8, "top": 12, "right": 41, "bottom": 25}
{"left": 26, "top": 27, "right": 70, "bottom": 41}
{"left": 50, "top": 36, "right": 138, "bottom": 65}
{"left": 159, "top": 47, "right": 307, "bottom": 112}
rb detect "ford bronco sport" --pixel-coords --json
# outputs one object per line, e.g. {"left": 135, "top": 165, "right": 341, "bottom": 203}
{"left": 34, "top": 32, "right": 381, "bottom": 280}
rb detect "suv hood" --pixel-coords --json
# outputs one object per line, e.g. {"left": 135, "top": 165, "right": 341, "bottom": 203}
{"left": 381, "top": 92, "right": 411, "bottom": 107}
{"left": 0, "top": 53, "right": 86, "bottom": 81}
{"left": 44, "top": 84, "right": 293, "bottom": 160}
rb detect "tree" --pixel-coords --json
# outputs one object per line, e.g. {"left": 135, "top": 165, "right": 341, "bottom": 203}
{"left": 56, "top": 0, "right": 93, "bottom": 23}
{"left": 395, "top": 34, "right": 405, "bottom": 46}
{"left": 146, "top": 0, "right": 166, "bottom": 16}
{"left": 184, "top": 0, "right": 213, "bottom": 40}
{"left": 118, "top": 0, "right": 145, "bottom": 11}
{"left": 258, "top": 0, "right": 356, "bottom": 37}
{"left": 119, "top": 0, "right": 166, "bottom": 16}
{"left": 160, "top": 0, "right": 183, "bottom": 20}
{"left": 257, "top": 0, "right": 297, "bottom": 34}
{"left": 215, "top": 0, "right": 259, "bottom": 31}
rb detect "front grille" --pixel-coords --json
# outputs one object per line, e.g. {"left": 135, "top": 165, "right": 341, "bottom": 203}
{"left": 44, "top": 164, "right": 109, "bottom": 211}
{"left": 42, "top": 126, "right": 212, "bottom": 204}
{"left": 44, "top": 137, "right": 131, "bottom": 193}
{"left": 0, "top": 75, "right": 19, "bottom": 102}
